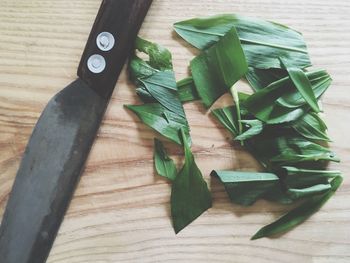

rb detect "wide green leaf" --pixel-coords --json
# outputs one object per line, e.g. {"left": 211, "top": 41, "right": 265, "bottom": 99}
{"left": 212, "top": 106, "right": 240, "bottom": 136}
{"left": 129, "top": 37, "right": 173, "bottom": 81}
{"left": 269, "top": 137, "right": 339, "bottom": 164}
{"left": 135, "top": 36, "right": 173, "bottom": 71}
{"left": 243, "top": 76, "right": 307, "bottom": 124}
{"left": 243, "top": 69, "right": 331, "bottom": 124}
{"left": 247, "top": 135, "right": 339, "bottom": 168}
{"left": 177, "top": 77, "right": 200, "bottom": 103}
{"left": 235, "top": 119, "right": 264, "bottom": 141}
{"left": 171, "top": 129, "right": 212, "bottom": 233}
{"left": 252, "top": 175, "right": 343, "bottom": 240}
{"left": 174, "top": 14, "right": 311, "bottom": 69}
{"left": 140, "top": 71, "right": 186, "bottom": 118}
{"left": 291, "top": 112, "right": 330, "bottom": 141}
{"left": 190, "top": 27, "right": 248, "bottom": 107}
{"left": 154, "top": 139, "right": 177, "bottom": 181}
{"left": 246, "top": 67, "right": 287, "bottom": 91}
{"left": 125, "top": 103, "right": 189, "bottom": 145}
{"left": 280, "top": 59, "right": 320, "bottom": 112}
{"left": 211, "top": 170, "right": 280, "bottom": 206}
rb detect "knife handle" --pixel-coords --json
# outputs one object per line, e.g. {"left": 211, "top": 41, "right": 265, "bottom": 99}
{"left": 78, "top": 0, "right": 153, "bottom": 98}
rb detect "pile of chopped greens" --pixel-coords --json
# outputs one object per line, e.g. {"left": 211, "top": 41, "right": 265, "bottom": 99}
{"left": 126, "top": 14, "right": 342, "bottom": 239}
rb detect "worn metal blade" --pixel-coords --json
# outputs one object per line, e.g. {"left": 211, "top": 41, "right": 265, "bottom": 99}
{"left": 0, "top": 79, "right": 108, "bottom": 263}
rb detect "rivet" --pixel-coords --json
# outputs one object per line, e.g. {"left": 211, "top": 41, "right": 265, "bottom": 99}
{"left": 96, "top": 32, "right": 115, "bottom": 51}
{"left": 87, "top": 54, "right": 106, "bottom": 74}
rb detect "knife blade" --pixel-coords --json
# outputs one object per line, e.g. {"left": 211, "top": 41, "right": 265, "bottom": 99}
{"left": 0, "top": 1, "right": 153, "bottom": 262}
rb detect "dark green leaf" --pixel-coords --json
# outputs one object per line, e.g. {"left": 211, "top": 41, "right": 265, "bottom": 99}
{"left": 235, "top": 119, "right": 264, "bottom": 141}
{"left": 211, "top": 170, "right": 280, "bottom": 206}
{"left": 277, "top": 70, "right": 331, "bottom": 108}
{"left": 251, "top": 175, "right": 343, "bottom": 240}
{"left": 135, "top": 36, "right": 173, "bottom": 71}
{"left": 125, "top": 103, "right": 189, "bottom": 145}
{"left": 190, "top": 27, "right": 248, "bottom": 107}
{"left": 140, "top": 71, "right": 186, "bottom": 118}
{"left": 280, "top": 59, "right": 320, "bottom": 112}
{"left": 177, "top": 77, "right": 200, "bottom": 103}
{"left": 129, "top": 55, "right": 159, "bottom": 81}
{"left": 243, "top": 69, "right": 331, "bottom": 124}
{"left": 291, "top": 112, "right": 330, "bottom": 141}
{"left": 287, "top": 184, "right": 331, "bottom": 199}
{"left": 135, "top": 87, "right": 156, "bottom": 103}
{"left": 171, "top": 129, "right": 212, "bottom": 233}
{"left": 212, "top": 106, "right": 240, "bottom": 136}
{"left": 246, "top": 67, "right": 288, "bottom": 91}
{"left": 154, "top": 139, "right": 177, "bottom": 181}
{"left": 174, "top": 14, "right": 311, "bottom": 69}
{"left": 243, "top": 77, "right": 308, "bottom": 124}
{"left": 247, "top": 136, "right": 339, "bottom": 168}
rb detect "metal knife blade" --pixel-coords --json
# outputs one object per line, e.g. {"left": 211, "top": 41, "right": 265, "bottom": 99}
{"left": 0, "top": 0, "right": 153, "bottom": 262}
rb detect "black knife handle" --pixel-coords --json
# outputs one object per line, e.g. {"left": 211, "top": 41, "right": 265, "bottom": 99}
{"left": 78, "top": 0, "right": 153, "bottom": 98}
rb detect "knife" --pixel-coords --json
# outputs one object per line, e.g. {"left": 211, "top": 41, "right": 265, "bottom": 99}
{"left": 0, "top": 0, "right": 153, "bottom": 262}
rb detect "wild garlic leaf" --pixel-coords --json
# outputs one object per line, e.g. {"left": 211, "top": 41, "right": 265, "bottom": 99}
{"left": 140, "top": 71, "right": 186, "bottom": 118}
{"left": 291, "top": 112, "right": 330, "bottom": 141}
{"left": 190, "top": 27, "right": 248, "bottom": 107}
{"left": 287, "top": 184, "right": 331, "bottom": 200}
{"left": 125, "top": 103, "right": 189, "bottom": 145}
{"left": 129, "top": 56, "right": 159, "bottom": 81}
{"left": 177, "top": 77, "right": 200, "bottom": 103}
{"left": 243, "top": 77, "right": 308, "bottom": 124}
{"left": 246, "top": 67, "right": 288, "bottom": 91}
{"left": 212, "top": 106, "right": 240, "bottom": 136}
{"left": 135, "top": 36, "right": 173, "bottom": 71}
{"left": 154, "top": 139, "right": 177, "bottom": 181}
{"left": 248, "top": 136, "right": 339, "bottom": 168}
{"left": 243, "top": 69, "right": 330, "bottom": 124}
{"left": 279, "top": 166, "right": 340, "bottom": 190}
{"left": 135, "top": 87, "right": 156, "bottom": 103}
{"left": 280, "top": 59, "right": 320, "bottom": 112}
{"left": 211, "top": 171, "right": 280, "bottom": 206}
{"left": 281, "top": 166, "right": 341, "bottom": 180}
{"left": 277, "top": 71, "right": 331, "bottom": 108}
{"left": 174, "top": 14, "right": 311, "bottom": 69}
{"left": 171, "top": 129, "right": 212, "bottom": 233}
{"left": 235, "top": 119, "right": 264, "bottom": 141}
{"left": 269, "top": 137, "right": 340, "bottom": 165}
{"left": 251, "top": 175, "right": 343, "bottom": 240}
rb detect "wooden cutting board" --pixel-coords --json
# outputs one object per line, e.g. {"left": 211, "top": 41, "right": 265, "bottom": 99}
{"left": 1, "top": 0, "right": 349, "bottom": 262}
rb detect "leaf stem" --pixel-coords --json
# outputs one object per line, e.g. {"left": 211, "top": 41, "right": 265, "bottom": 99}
{"left": 230, "top": 84, "right": 243, "bottom": 145}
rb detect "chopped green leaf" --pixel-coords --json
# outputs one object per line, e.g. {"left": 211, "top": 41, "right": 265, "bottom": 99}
{"left": 291, "top": 112, "right": 330, "bottom": 141}
{"left": 190, "top": 27, "right": 248, "bottom": 107}
{"left": 211, "top": 170, "right": 280, "bottom": 206}
{"left": 154, "top": 139, "right": 177, "bottom": 181}
{"left": 171, "top": 129, "right": 212, "bottom": 233}
{"left": 280, "top": 59, "right": 320, "bottom": 112}
{"left": 177, "top": 77, "right": 200, "bottom": 103}
{"left": 252, "top": 175, "right": 343, "bottom": 240}
{"left": 212, "top": 106, "right": 240, "bottom": 136}
{"left": 125, "top": 103, "right": 189, "bottom": 145}
{"left": 235, "top": 119, "right": 264, "bottom": 141}
{"left": 174, "top": 14, "right": 311, "bottom": 69}
{"left": 287, "top": 184, "right": 331, "bottom": 200}
{"left": 135, "top": 36, "right": 173, "bottom": 71}
{"left": 140, "top": 71, "right": 186, "bottom": 118}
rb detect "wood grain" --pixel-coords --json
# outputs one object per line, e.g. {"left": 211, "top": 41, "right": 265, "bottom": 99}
{"left": 1, "top": 0, "right": 350, "bottom": 262}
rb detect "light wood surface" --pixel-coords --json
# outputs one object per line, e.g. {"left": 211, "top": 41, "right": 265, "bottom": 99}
{"left": 1, "top": 0, "right": 350, "bottom": 262}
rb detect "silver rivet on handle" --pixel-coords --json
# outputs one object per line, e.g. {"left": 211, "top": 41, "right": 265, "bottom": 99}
{"left": 87, "top": 54, "right": 106, "bottom": 73}
{"left": 96, "top": 32, "right": 115, "bottom": 51}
